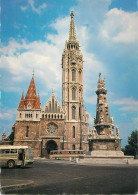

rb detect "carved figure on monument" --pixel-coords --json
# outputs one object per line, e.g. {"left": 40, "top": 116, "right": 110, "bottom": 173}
{"left": 116, "top": 126, "right": 119, "bottom": 137}
{"left": 109, "top": 125, "right": 115, "bottom": 137}
{"left": 111, "top": 116, "right": 114, "bottom": 124}
{"left": 100, "top": 115, "right": 104, "bottom": 123}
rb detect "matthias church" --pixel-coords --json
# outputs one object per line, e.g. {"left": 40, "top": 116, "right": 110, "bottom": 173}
{"left": 1, "top": 12, "right": 122, "bottom": 157}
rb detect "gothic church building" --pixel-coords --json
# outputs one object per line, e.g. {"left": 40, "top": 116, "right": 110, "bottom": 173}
{"left": 12, "top": 12, "right": 89, "bottom": 157}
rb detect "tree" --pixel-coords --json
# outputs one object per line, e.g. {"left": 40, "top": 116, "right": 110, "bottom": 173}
{"left": 124, "top": 130, "right": 138, "bottom": 157}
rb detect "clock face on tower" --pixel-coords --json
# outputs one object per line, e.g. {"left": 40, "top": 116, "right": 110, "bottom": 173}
{"left": 27, "top": 103, "right": 32, "bottom": 109}
{"left": 47, "top": 123, "right": 58, "bottom": 134}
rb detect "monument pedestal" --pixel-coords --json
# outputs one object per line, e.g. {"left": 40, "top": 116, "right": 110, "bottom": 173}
{"left": 90, "top": 150, "right": 124, "bottom": 157}
{"left": 78, "top": 150, "right": 134, "bottom": 165}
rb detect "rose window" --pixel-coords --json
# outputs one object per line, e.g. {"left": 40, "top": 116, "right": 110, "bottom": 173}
{"left": 47, "top": 123, "right": 58, "bottom": 134}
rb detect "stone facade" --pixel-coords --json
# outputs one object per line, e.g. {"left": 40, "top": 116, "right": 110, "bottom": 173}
{"left": 13, "top": 88, "right": 65, "bottom": 157}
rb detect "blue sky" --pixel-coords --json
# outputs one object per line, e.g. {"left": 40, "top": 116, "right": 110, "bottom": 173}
{"left": 0, "top": 0, "right": 138, "bottom": 147}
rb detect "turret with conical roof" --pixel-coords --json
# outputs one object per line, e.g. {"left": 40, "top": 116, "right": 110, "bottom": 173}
{"left": 16, "top": 75, "right": 41, "bottom": 122}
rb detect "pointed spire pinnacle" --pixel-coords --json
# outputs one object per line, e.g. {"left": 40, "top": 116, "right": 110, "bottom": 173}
{"left": 32, "top": 69, "right": 35, "bottom": 78}
{"left": 97, "top": 73, "right": 106, "bottom": 92}
{"left": 2, "top": 128, "right": 6, "bottom": 140}
{"left": 18, "top": 92, "right": 25, "bottom": 109}
{"left": 99, "top": 72, "right": 101, "bottom": 78}
{"left": 69, "top": 11, "right": 76, "bottom": 41}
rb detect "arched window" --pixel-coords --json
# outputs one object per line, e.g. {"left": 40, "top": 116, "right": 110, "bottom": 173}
{"left": 72, "top": 69, "right": 76, "bottom": 81}
{"left": 72, "top": 87, "right": 76, "bottom": 100}
{"left": 72, "top": 106, "right": 76, "bottom": 119}
{"left": 72, "top": 144, "right": 75, "bottom": 150}
{"left": 20, "top": 113, "right": 22, "bottom": 118}
{"left": 73, "top": 126, "right": 75, "bottom": 138}
{"left": 42, "top": 114, "right": 44, "bottom": 118}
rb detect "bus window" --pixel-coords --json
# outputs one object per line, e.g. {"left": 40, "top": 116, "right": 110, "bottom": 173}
{"left": 11, "top": 149, "right": 17, "bottom": 153}
{"left": 4, "top": 149, "right": 10, "bottom": 153}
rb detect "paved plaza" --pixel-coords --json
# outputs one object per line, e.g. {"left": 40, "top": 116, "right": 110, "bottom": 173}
{"left": 1, "top": 159, "right": 138, "bottom": 194}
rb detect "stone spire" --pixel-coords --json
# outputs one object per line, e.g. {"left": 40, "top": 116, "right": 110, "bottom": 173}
{"left": 69, "top": 11, "right": 76, "bottom": 42}
{"left": 95, "top": 73, "right": 113, "bottom": 135}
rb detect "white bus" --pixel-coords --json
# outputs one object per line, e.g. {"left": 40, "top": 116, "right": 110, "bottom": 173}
{"left": 0, "top": 145, "right": 34, "bottom": 168}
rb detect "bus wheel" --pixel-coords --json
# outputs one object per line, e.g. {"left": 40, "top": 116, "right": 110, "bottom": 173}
{"left": 7, "top": 160, "right": 15, "bottom": 168}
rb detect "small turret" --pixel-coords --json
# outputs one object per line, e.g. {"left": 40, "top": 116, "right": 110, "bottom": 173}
{"left": 18, "top": 93, "right": 24, "bottom": 109}
{"left": 2, "top": 128, "right": 6, "bottom": 140}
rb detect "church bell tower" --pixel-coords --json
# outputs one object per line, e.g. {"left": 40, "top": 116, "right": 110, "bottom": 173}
{"left": 62, "top": 11, "right": 89, "bottom": 151}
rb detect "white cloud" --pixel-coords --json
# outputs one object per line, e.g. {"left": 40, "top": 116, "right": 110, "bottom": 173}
{"left": 0, "top": 12, "right": 107, "bottom": 99}
{"left": 0, "top": 108, "right": 17, "bottom": 120}
{"left": 113, "top": 97, "right": 138, "bottom": 111}
{"left": 20, "top": 5, "right": 28, "bottom": 11}
{"left": 100, "top": 8, "right": 138, "bottom": 43}
{"left": 85, "top": 95, "right": 97, "bottom": 104}
{"left": 20, "top": 0, "right": 47, "bottom": 15}
{"left": 0, "top": 39, "right": 62, "bottom": 92}
{"left": 28, "top": 0, "right": 47, "bottom": 15}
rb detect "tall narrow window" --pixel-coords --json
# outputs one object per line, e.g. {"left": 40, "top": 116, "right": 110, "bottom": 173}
{"left": 79, "top": 70, "right": 82, "bottom": 83}
{"left": 73, "top": 126, "right": 75, "bottom": 138}
{"left": 49, "top": 102, "right": 51, "bottom": 113}
{"left": 72, "top": 87, "right": 76, "bottom": 100}
{"left": 26, "top": 126, "right": 29, "bottom": 137}
{"left": 55, "top": 102, "right": 57, "bottom": 113}
{"left": 72, "top": 69, "right": 76, "bottom": 81}
{"left": 72, "top": 106, "right": 76, "bottom": 119}
{"left": 72, "top": 144, "right": 75, "bottom": 150}
{"left": 52, "top": 97, "right": 54, "bottom": 113}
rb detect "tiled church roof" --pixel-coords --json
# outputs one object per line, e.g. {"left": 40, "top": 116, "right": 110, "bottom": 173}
{"left": 18, "top": 76, "right": 40, "bottom": 110}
